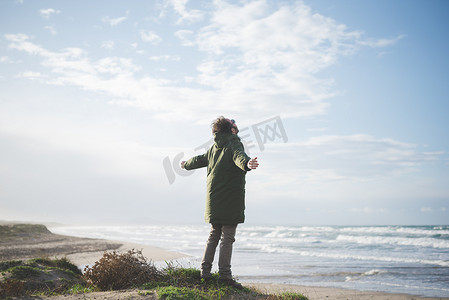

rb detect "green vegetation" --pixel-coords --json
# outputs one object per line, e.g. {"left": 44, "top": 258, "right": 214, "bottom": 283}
{"left": 277, "top": 292, "right": 309, "bottom": 300}
{"left": 156, "top": 286, "right": 210, "bottom": 300}
{"left": 0, "top": 260, "right": 23, "bottom": 272}
{"left": 30, "top": 257, "right": 82, "bottom": 276}
{"left": 8, "top": 265, "right": 42, "bottom": 280}
{"left": 65, "top": 283, "right": 96, "bottom": 294}
{"left": 0, "top": 250, "right": 309, "bottom": 299}
{"left": 0, "top": 257, "right": 84, "bottom": 298}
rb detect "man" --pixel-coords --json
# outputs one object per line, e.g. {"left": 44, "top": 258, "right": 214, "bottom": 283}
{"left": 181, "top": 116, "right": 259, "bottom": 289}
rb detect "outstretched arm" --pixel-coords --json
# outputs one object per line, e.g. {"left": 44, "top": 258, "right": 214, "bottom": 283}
{"left": 181, "top": 152, "right": 208, "bottom": 170}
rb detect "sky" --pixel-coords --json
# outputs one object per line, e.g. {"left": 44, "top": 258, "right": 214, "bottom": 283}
{"left": 1, "top": 0, "right": 448, "bottom": 226}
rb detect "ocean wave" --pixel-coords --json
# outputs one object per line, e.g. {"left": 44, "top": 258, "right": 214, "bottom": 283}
{"left": 236, "top": 242, "right": 449, "bottom": 267}
{"left": 336, "top": 234, "right": 449, "bottom": 249}
{"left": 363, "top": 269, "right": 387, "bottom": 276}
{"left": 339, "top": 226, "right": 449, "bottom": 236}
{"left": 295, "top": 250, "right": 449, "bottom": 267}
{"left": 242, "top": 225, "right": 449, "bottom": 240}
{"left": 243, "top": 225, "right": 337, "bottom": 233}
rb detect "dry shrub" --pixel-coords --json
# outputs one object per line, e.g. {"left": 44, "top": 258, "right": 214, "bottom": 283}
{"left": 83, "top": 249, "right": 161, "bottom": 291}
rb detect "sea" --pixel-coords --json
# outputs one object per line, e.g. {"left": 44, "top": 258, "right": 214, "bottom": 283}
{"left": 50, "top": 224, "right": 449, "bottom": 298}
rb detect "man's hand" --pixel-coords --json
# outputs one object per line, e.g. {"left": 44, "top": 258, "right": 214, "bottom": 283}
{"left": 247, "top": 157, "right": 259, "bottom": 170}
{"left": 181, "top": 161, "right": 186, "bottom": 169}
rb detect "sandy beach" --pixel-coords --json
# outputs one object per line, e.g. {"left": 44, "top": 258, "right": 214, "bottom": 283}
{"left": 1, "top": 223, "right": 446, "bottom": 300}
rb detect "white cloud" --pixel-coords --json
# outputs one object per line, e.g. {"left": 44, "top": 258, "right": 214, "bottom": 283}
{"left": 5, "top": 1, "right": 405, "bottom": 123}
{"left": 16, "top": 71, "right": 46, "bottom": 79}
{"left": 257, "top": 134, "right": 445, "bottom": 188}
{"left": 140, "top": 30, "right": 162, "bottom": 44}
{"left": 189, "top": 1, "right": 365, "bottom": 118}
{"left": 102, "top": 11, "right": 129, "bottom": 26}
{"left": 44, "top": 25, "right": 57, "bottom": 35}
{"left": 101, "top": 40, "right": 115, "bottom": 50}
{"left": 174, "top": 30, "right": 195, "bottom": 46}
{"left": 359, "top": 34, "right": 406, "bottom": 48}
{"left": 215, "top": 123, "right": 449, "bottom": 204}
{"left": 164, "top": 0, "right": 204, "bottom": 24}
{"left": 0, "top": 56, "right": 17, "bottom": 63}
{"left": 5, "top": 34, "right": 141, "bottom": 86}
{"left": 5, "top": 33, "right": 30, "bottom": 43}
{"left": 149, "top": 55, "right": 181, "bottom": 61}
{"left": 39, "top": 8, "right": 61, "bottom": 19}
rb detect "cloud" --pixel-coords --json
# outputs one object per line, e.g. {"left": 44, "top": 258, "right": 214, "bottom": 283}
{"left": 5, "top": 34, "right": 50, "bottom": 56}
{"left": 5, "top": 34, "right": 141, "bottom": 89}
{"left": 5, "top": 1, "right": 404, "bottom": 123}
{"left": 149, "top": 55, "right": 181, "bottom": 61}
{"left": 39, "top": 8, "right": 61, "bottom": 19}
{"left": 236, "top": 131, "right": 448, "bottom": 204}
{"left": 16, "top": 71, "right": 46, "bottom": 80}
{"left": 0, "top": 56, "right": 20, "bottom": 63}
{"left": 102, "top": 11, "right": 129, "bottom": 26}
{"left": 174, "top": 30, "right": 195, "bottom": 46}
{"left": 190, "top": 1, "right": 365, "bottom": 118}
{"left": 5, "top": 33, "right": 31, "bottom": 43}
{"left": 140, "top": 30, "right": 162, "bottom": 44}
{"left": 101, "top": 40, "right": 115, "bottom": 50}
{"left": 44, "top": 25, "right": 57, "bottom": 35}
{"left": 164, "top": 0, "right": 204, "bottom": 24}
{"left": 420, "top": 207, "right": 432, "bottom": 212}
{"left": 258, "top": 134, "right": 445, "bottom": 187}
{"left": 359, "top": 34, "right": 406, "bottom": 48}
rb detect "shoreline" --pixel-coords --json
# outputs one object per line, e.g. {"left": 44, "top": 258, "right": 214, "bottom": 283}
{"left": 1, "top": 223, "right": 447, "bottom": 299}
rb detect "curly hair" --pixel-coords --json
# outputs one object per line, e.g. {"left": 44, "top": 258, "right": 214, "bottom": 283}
{"left": 211, "top": 116, "right": 233, "bottom": 134}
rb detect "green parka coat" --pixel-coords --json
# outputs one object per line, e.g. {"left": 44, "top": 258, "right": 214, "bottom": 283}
{"left": 184, "top": 132, "right": 251, "bottom": 224}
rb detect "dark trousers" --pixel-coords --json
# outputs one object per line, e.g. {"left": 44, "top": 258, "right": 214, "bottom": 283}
{"left": 201, "top": 223, "right": 237, "bottom": 280}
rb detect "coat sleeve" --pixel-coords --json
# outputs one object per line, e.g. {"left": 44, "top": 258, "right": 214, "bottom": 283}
{"left": 232, "top": 141, "right": 251, "bottom": 171}
{"left": 184, "top": 152, "right": 208, "bottom": 170}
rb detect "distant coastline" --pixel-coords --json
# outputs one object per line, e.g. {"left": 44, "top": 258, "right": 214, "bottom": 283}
{"left": 0, "top": 222, "right": 186, "bottom": 266}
